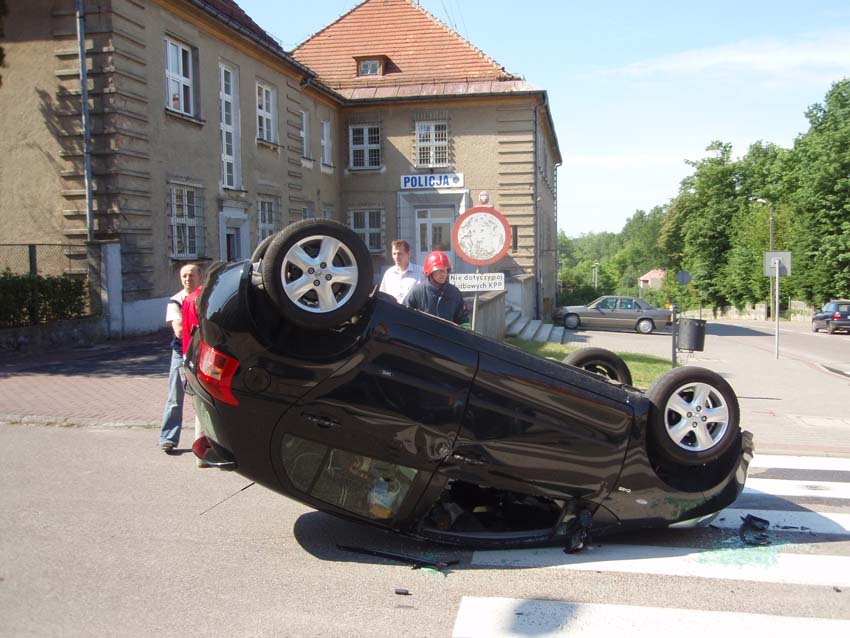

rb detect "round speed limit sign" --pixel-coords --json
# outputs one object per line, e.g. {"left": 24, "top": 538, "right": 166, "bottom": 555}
{"left": 451, "top": 206, "right": 511, "bottom": 266}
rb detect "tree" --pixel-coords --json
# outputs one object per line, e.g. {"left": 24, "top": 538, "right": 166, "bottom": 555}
{"left": 788, "top": 79, "right": 850, "bottom": 302}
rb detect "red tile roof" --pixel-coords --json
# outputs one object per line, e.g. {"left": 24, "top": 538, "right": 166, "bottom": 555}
{"left": 291, "top": 0, "right": 521, "bottom": 91}
{"left": 195, "top": 0, "right": 284, "bottom": 52}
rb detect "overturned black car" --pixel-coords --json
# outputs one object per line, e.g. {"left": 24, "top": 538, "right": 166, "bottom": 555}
{"left": 185, "top": 220, "right": 753, "bottom": 549}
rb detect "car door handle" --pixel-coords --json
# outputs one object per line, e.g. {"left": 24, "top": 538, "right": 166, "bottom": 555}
{"left": 451, "top": 452, "right": 487, "bottom": 466}
{"left": 303, "top": 412, "right": 340, "bottom": 429}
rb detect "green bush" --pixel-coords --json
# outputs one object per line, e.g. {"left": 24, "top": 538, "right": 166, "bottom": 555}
{"left": 0, "top": 269, "right": 88, "bottom": 327}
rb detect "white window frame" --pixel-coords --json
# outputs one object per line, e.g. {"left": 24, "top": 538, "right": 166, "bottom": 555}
{"left": 349, "top": 124, "right": 381, "bottom": 170}
{"left": 219, "top": 63, "right": 239, "bottom": 189}
{"left": 257, "top": 196, "right": 280, "bottom": 240}
{"left": 358, "top": 60, "right": 380, "bottom": 76}
{"left": 300, "top": 111, "right": 312, "bottom": 159}
{"left": 416, "top": 121, "right": 449, "bottom": 168}
{"left": 165, "top": 37, "right": 195, "bottom": 116}
{"left": 169, "top": 184, "right": 202, "bottom": 259}
{"left": 320, "top": 120, "right": 332, "bottom": 165}
{"left": 256, "top": 82, "right": 275, "bottom": 143}
{"left": 349, "top": 209, "right": 384, "bottom": 253}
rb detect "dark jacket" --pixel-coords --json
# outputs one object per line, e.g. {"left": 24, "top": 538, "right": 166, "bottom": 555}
{"left": 404, "top": 279, "right": 469, "bottom": 325}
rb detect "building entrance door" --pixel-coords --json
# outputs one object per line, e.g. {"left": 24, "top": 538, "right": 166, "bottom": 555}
{"left": 415, "top": 208, "right": 454, "bottom": 267}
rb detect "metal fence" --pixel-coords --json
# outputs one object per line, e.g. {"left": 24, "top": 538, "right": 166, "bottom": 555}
{"left": 0, "top": 243, "right": 95, "bottom": 326}
{"left": 0, "top": 243, "right": 84, "bottom": 277}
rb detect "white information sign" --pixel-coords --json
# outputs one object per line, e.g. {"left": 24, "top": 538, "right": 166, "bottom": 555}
{"left": 400, "top": 173, "right": 464, "bottom": 189}
{"left": 450, "top": 272, "right": 505, "bottom": 292}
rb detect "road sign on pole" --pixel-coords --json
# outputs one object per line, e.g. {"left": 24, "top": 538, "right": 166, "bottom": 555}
{"left": 763, "top": 251, "right": 791, "bottom": 360}
{"left": 452, "top": 207, "right": 511, "bottom": 331}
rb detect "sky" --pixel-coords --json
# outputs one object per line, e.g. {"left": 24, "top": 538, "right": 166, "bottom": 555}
{"left": 235, "top": 0, "right": 850, "bottom": 237}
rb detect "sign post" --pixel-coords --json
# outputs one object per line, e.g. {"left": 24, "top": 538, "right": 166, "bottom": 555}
{"left": 763, "top": 251, "right": 791, "bottom": 360}
{"left": 451, "top": 206, "right": 511, "bottom": 331}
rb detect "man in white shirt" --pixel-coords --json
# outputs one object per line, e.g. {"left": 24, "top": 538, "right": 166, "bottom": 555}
{"left": 379, "top": 240, "right": 423, "bottom": 304}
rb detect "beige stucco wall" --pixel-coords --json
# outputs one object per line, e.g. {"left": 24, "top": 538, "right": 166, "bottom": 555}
{"left": 0, "top": 0, "right": 71, "bottom": 246}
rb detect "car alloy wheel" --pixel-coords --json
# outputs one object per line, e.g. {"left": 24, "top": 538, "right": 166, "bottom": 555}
{"left": 636, "top": 318, "right": 654, "bottom": 334}
{"left": 262, "top": 220, "right": 373, "bottom": 330}
{"left": 646, "top": 366, "right": 740, "bottom": 466}
{"left": 564, "top": 314, "right": 580, "bottom": 330}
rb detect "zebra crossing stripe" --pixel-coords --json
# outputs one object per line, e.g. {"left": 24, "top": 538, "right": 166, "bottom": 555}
{"left": 750, "top": 454, "right": 850, "bottom": 471}
{"left": 744, "top": 477, "right": 850, "bottom": 498}
{"left": 452, "top": 597, "right": 850, "bottom": 638}
{"left": 470, "top": 544, "right": 850, "bottom": 586}
{"left": 714, "top": 508, "right": 850, "bottom": 535}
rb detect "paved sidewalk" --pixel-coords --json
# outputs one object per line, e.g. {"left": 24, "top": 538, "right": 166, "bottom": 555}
{"left": 0, "top": 331, "right": 195, "bottom": 430}
{"left": 1, "top": 320, "right": 849, "bottom": 456}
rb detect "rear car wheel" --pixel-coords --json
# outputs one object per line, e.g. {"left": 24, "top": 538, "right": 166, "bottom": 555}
{"left": 812, "top": 321, "right": 819, "bottom": 333}
{"left": 646, "top": 367, "right": 740, "bottom": 467}
{"left": 564, "top": 347, "right": 633, "bottom": 386}
{"left": 251, "top": 234, "right": 275, "bottom": 262}
{"left": 828, "top": 322, "right": 836, "bottom": 334}
{"left": 261, "top": 220, "right": 373, "bottom": 330}
{"left": 636, "top": 318, "right": 655, "bottom": 334}
{"left": 564, "top": 314, "right": 580, "bottom": 330}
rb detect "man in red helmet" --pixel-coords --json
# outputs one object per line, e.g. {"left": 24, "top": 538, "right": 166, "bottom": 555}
{"left": 404, "top": 250, "right": 469, "bottom": 325}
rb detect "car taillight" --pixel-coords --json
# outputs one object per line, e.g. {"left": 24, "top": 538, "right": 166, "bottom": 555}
{"left": 833, "top": 312, "right": 842, "bottom": 320}
{"left": 197, "top": 339, "right": 240, "bottom": 406}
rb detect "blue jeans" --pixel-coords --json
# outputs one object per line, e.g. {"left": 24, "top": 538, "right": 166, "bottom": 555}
{"left": 159, "top": 350, "right": 184, "bottom": 446}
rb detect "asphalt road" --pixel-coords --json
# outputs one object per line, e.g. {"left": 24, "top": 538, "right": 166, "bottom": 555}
{"left": 2, "top": 424, "right": 849, "bottom": 637}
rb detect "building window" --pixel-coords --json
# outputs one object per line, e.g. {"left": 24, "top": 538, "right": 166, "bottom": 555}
{"left": 322, "top": 207, "right": 334, "bottom": 220}
{"left": 358, "top": 60, "right": 380, "bottom": 76}
{"left": 169, "top": 184, "right": 203, "bottom": 259}
{"left": 416, "top": 121, "right": 448, "bottom": 167}
{"left": 349, "top": 124, "right": 381, "bottom": 169}
{"left": 349, "top": 209, "right": 384, "bottom": 252}
{"left": 321, "top": 120, "right": 332, "bottom": 165}
{"left": 300, "top": 111, "right": 312, "bottom": 159}
{"left": 165, "top": 37, "right": 196, "bottom": 116}
{"left": 302, "top": 206, "right": 315, "bottom": 220}
{"left": 257, "top": 82, "right": 275, "bottom": 143}
{"left": 219, "top": 64, "right": 238, "bottom": 188}
{"left": 258, "top": 196, "right": 280, "bottom": 240}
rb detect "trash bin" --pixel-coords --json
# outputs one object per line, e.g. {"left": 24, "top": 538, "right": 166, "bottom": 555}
{"left": 677, "top": 318, "right": 706, "bottom": 351}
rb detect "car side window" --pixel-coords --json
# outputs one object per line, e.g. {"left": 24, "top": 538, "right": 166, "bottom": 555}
{"left": 619, "top": 299, "right": 635, "bottom": 310}
{"left": 599, "top": 298, "right": 617, "bottom": 310}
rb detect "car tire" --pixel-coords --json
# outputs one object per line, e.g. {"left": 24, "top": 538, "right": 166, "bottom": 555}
{"left": 812, "top": 322, "right": 819, "bottom": 333}
{"left": 564, "top": 314, "right": 580, "bottom": 330}
{"left": 251, "top": 234, "right": 276, "bottom": 263}
{"left": 564, "top": 347, "right": 633, "bottom": 386}
{"left": 261, "top": 219, "right": 373, "bottom": 330}
{"left": 828, "top": 322, "right": 836, "bottom": 335}
{"left": 636, "top": 318, "right": 655, "bottom": 334}
{"left": 646, "top": 366, "right": 740, "bottom": 467}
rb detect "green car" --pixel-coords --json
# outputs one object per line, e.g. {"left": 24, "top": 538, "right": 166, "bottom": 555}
{"left": 553, "top": 295, "right": 673, "bottom": 334}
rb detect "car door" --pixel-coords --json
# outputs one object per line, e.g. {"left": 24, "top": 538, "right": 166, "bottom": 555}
{"left": 588, "top": 296, "right": 618, "bottom": 328}
{"left": 615, "top": 297, "right": 639, "bottom": 329}
{"left": 271, "top": 306, "right": 477, "bottom": 526}
{"left": 444, "top": 350, "right": 633, "bottom": 504}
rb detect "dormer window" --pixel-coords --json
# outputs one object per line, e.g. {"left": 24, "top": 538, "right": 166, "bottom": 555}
{"left": 355, "top": 55, "right": 388, "bottom": 77}
{"left": 359, "top": 60, "right": 380, "bottom": 76}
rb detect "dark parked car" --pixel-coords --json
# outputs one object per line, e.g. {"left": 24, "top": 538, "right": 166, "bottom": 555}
{"left": 552, "top": 295, "right": 672, "bottom": 334}
{"left": 185, "top": 220, "right": 752, "bottom": 549}
{"left": 812, "top": 300, "right": 850, "bottom": 334}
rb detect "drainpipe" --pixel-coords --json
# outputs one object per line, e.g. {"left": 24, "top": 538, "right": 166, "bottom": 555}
{"left": 532, "top": 103, "right": 541, "bottom": 320}
{"left": 76, "top": 0, "right": 94, "bottom": 241}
